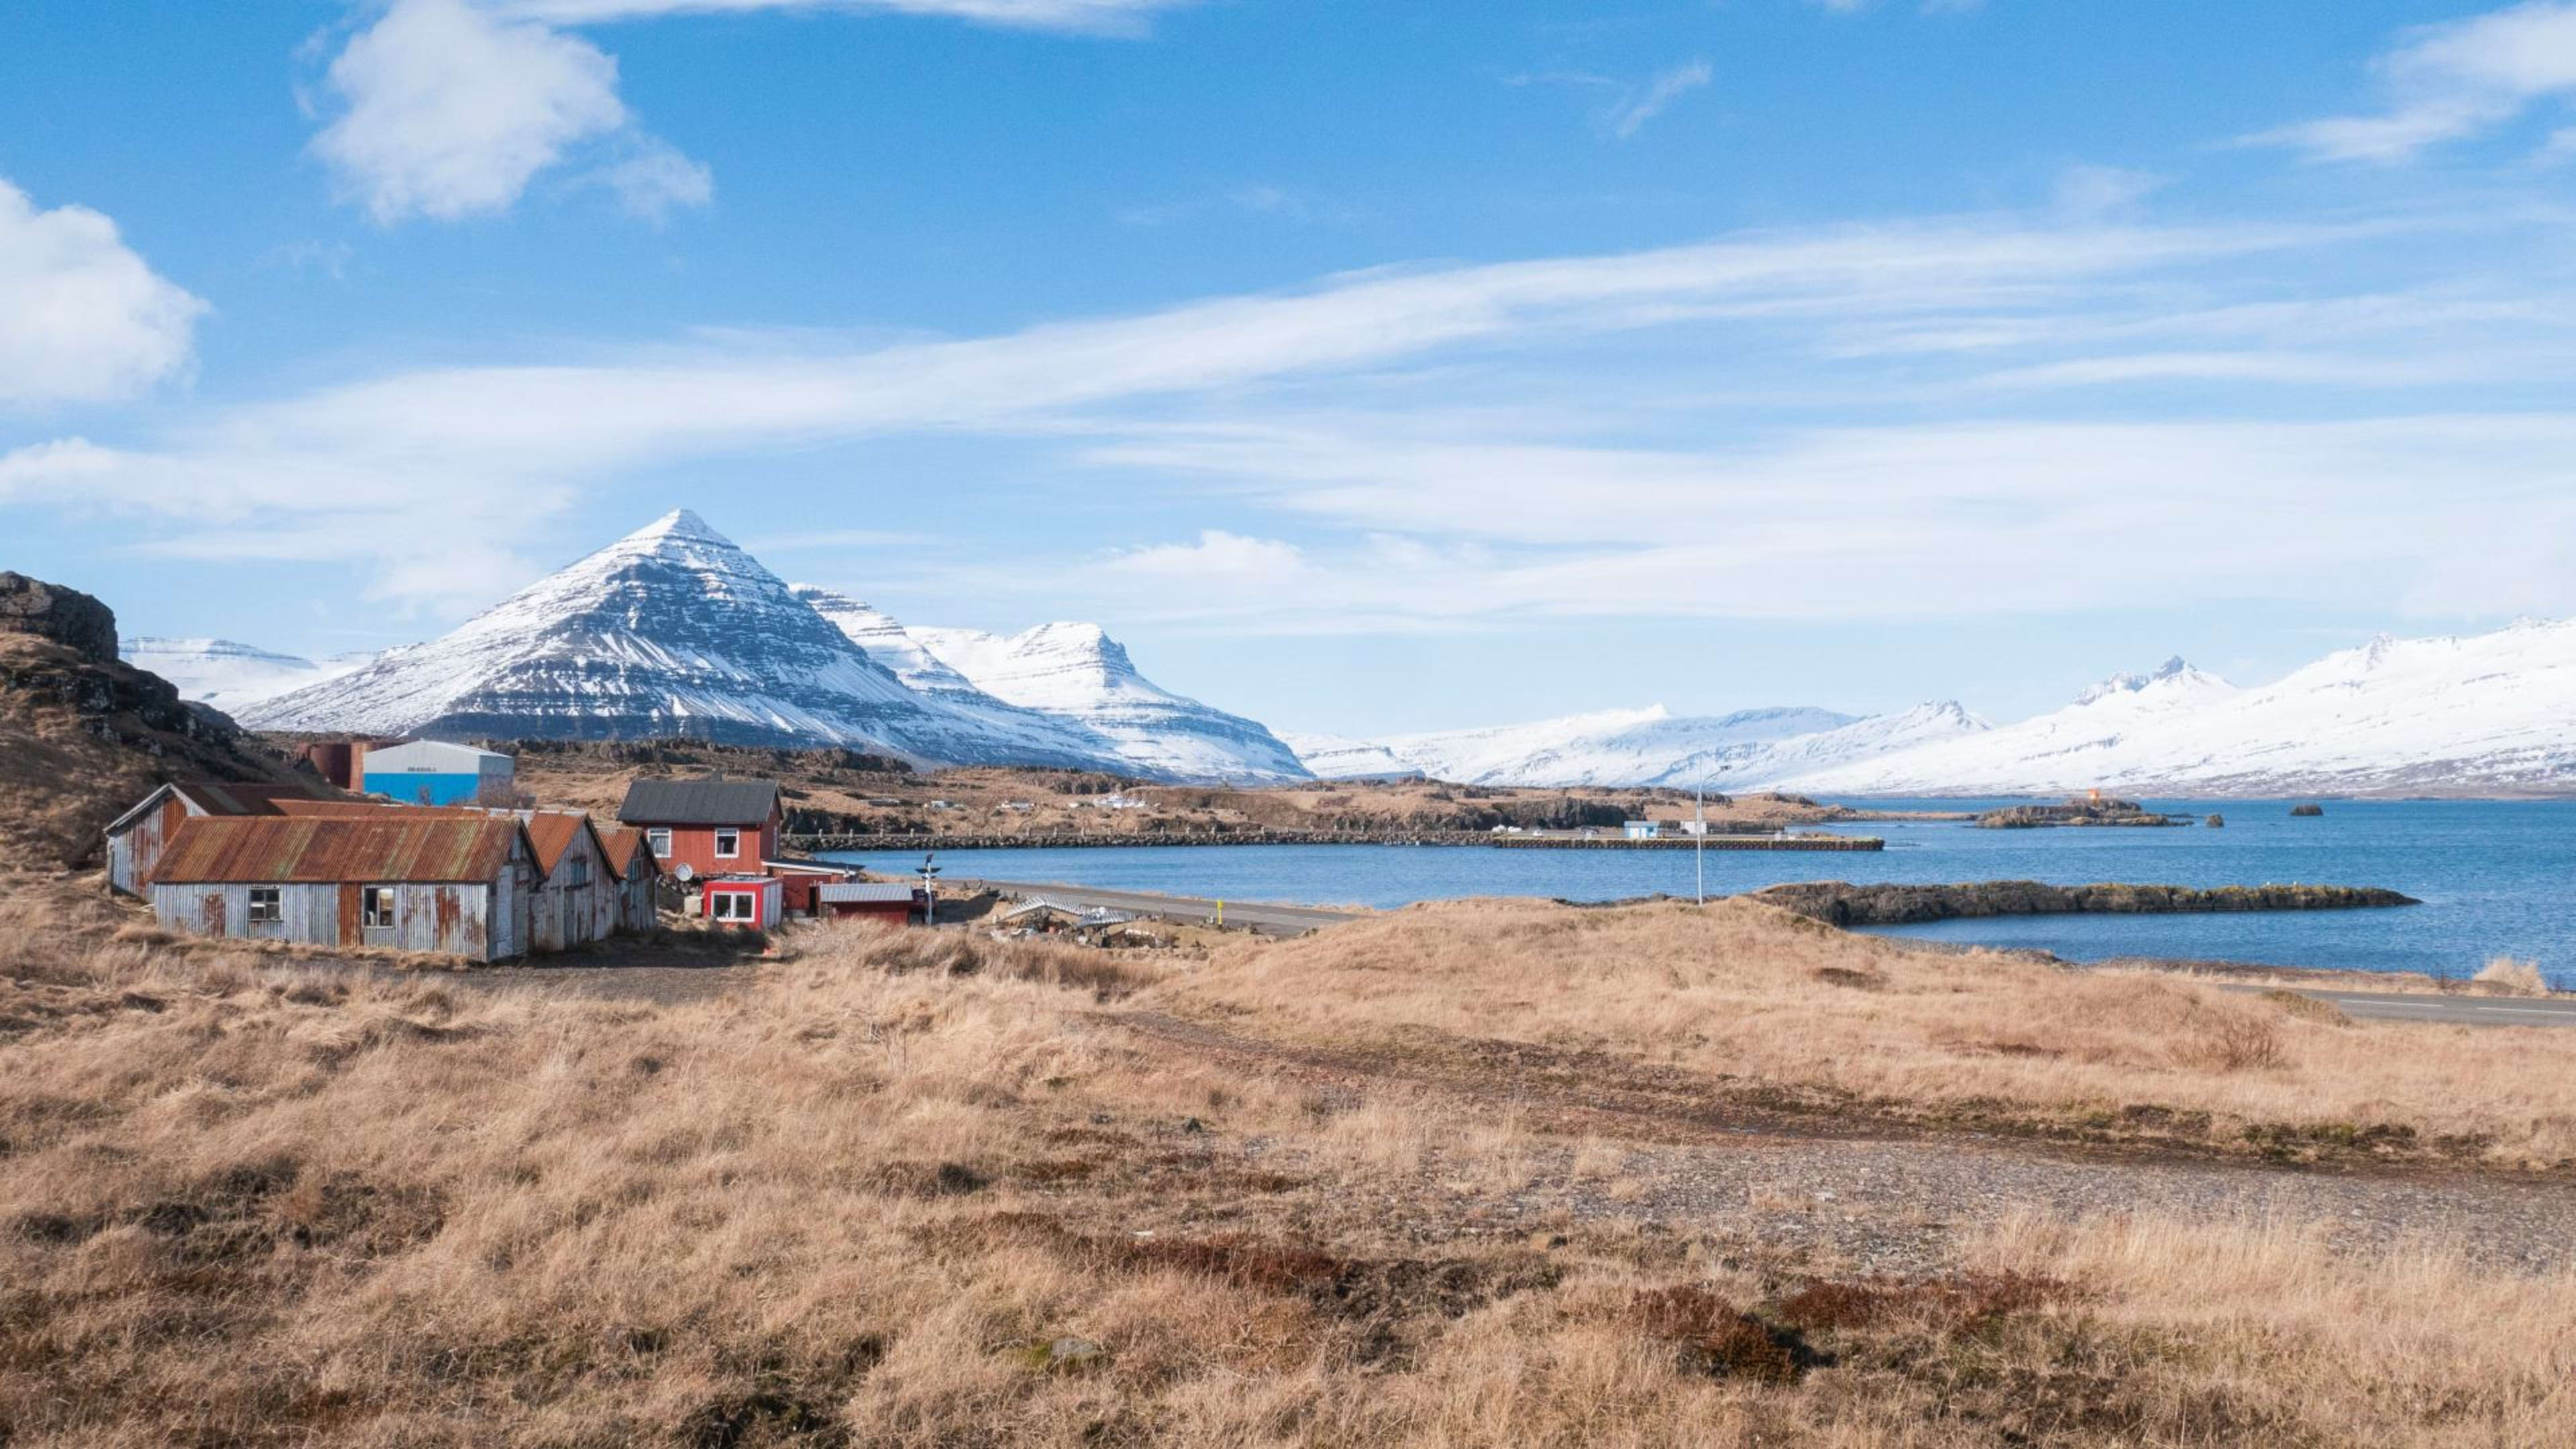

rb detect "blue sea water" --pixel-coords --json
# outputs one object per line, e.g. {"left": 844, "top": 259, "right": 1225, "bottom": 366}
{"left": 828, "top": 800, "right": 2576, "bottom": 983}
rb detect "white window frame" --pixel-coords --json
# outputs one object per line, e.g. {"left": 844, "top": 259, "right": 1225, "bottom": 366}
{"left": 645, "top": 828, "right": 672, "bottom": 859}
{"left": 362, "top": 885, "right": 396, "bottom": 929}
{"left": 710, "top": 890, "right": 754, "bottom": 923}
{"left": 247, "top": 887, "right": 281, "bottom": 924}
{"left": 714, "top": 827, "right": 741, "bottom": 859}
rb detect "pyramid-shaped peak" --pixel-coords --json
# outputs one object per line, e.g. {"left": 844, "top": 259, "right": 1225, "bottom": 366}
{"left": 626, "top": 508, "right": 732, "bottom": 547}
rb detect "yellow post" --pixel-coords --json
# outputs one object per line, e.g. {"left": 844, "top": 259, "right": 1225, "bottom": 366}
{"left": 1214, "top": 900, "right": 1224, "bottom": 927}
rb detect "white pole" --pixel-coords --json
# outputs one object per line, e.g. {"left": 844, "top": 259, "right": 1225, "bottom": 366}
{"left": 1695, "top": 784, "right": 1705, "bottom": 906}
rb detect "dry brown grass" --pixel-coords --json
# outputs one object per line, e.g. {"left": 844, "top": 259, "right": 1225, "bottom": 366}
{"left": 7, "top": 891, "right": 2576, "bottom": 1446}
{"left": 1149, "top": 898, "right": 2576, "bottom": 1168}
{"left": 2475, "top": 955, "right": 2553, "bottom": 996}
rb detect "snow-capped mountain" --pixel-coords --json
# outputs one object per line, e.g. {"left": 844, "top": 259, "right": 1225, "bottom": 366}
{"left": 244, "top": 511, "right": 1109, "bottom": 768}
{"left": 119, "top": 638, "right": 368, "bottom": 707}
{"left": 792, "top": 585, "right": 1147, "bottom": 771}
{"left": 1340, "top": 704, "right": 1846, "bottom": 788}
{"left": 1777, "top": 631, "right": 2576, "bottom": 796}
{"left": 910, "top": 621, "right": 1310, "bottom": 782}
{"left": 1275, "top": 730, "right": 1425, "bottom": 782}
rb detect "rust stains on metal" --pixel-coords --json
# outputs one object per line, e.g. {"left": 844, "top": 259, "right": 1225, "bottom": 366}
{"left": 596, "top": 825, "right": 651, "bottom": 880}
{"left": 152, "top": 815, "right": 525, "bottom": 886}
{"left": 523, "top": 812, "right": 590, "bottom": 875}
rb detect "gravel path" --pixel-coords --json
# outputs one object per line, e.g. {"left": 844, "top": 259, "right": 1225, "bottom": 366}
{"left": 1116, "top": 1011, "right": 2576, "bottom": 1272}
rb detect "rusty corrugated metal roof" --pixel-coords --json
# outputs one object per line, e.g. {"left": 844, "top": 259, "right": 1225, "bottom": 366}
{"left": 269, "top": 798, "right": 488, "bottom": 819}
{"left": 523, "top": 812, "right": 598, "bottom": 875}
{"left": 597, "top": 826, "right": 654, "bottom": 879}
{"left": 152, "top": 814, "right": 524, "bottom": 885}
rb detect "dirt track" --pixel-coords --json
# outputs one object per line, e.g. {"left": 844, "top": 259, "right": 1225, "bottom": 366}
{"left": 1111, "top": 1010, "right": 2576, "bottom": 1273}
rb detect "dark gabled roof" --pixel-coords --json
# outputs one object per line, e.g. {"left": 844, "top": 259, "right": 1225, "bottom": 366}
{"left": 108, "top": 780, "right": 337, "bottom": 835}
{"left": 150, "top": 815, "right": 525, "bottom": 885}
{"left": 616, "top": 778, "right": 780, "bottom": 827}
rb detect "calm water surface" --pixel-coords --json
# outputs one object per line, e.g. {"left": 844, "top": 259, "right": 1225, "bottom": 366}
{"left": 829, "top": 800, "right": 2576, "bottom": 981}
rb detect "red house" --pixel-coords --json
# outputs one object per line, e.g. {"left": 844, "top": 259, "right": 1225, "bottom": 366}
{"left": 817, "top": 881, "right": 919, "bottom": 928}
{"left": 616, "top": 778, "right": 782, "bottom": 880}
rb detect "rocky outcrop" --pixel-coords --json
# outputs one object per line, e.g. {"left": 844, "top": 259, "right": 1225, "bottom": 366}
{"left": 1749, "top": 879, "right": 2419, "bottom": 927}
{"left": 2290, "top": 803, "right": 2326, "bottom": 817}
{"left": 0, "top": 572, "right": 119, "bottom": 661}
{"left": 0, "top": 576, "right": 301, "bottom": 866}
{"left": 1974, "top": 796, "right": 2180, "bottom": 828}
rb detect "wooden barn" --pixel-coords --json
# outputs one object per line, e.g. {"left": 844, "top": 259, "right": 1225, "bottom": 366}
{"left": 147, "top": 814, "right": 533, "bottom": 961}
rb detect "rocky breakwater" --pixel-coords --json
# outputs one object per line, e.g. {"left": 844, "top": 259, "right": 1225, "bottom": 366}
{"left": 1974, "top": 796, "right": 2181, "bottom": 828}
{"left": 1749, "top": 879, "right": 2420, "bottom": 928}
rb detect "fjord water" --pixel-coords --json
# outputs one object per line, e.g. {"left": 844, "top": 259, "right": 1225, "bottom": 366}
{"left": 833, "top": 800, "right": 2575, "bottom": 982}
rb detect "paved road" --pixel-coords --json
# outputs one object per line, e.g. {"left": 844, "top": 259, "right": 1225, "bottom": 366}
{"left": 953, "top": 877, "right": 1360, "bottom": 937}
{"left": 2222, "top": 983, "right": 2576, "bottom": 1028}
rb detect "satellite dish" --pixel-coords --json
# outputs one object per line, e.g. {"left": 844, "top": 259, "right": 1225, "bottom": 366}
{"left": 675, "top": 863, "right": 696, "bottom": 882}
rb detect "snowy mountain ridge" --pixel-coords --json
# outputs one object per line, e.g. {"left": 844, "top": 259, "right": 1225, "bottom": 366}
{"left": 797, "top": 588, "right": 1309, "bottom": 782}
{"left": 907, "top": 621, "right": 1309, "bottom": 783}
{"left": 1778, "top": 623, "right": 2576, "bottom": 796}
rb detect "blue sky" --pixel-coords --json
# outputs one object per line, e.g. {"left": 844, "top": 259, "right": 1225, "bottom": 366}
{"left": 6, "top": 0, "right": 2576, "bottom": 735}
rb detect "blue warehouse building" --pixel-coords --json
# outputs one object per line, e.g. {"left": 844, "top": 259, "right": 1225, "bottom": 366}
{"left": 360, "top": 741, "right": 517, "bottom": 807}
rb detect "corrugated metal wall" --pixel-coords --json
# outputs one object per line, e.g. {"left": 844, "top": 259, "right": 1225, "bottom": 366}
{"left": 149, "top": 880, "right": 502, "bottom": 961}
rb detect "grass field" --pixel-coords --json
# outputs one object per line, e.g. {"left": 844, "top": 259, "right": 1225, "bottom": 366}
{"left": 3, "top": 882, "right": 2572, "bottom": 1446}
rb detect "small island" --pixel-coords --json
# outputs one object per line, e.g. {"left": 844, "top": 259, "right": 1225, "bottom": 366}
{"left": 1974, "top": 794, "right": 2181, "bottom": 829}
{"left": 2291, "top": 802, "right": 2326, "bottom": 817}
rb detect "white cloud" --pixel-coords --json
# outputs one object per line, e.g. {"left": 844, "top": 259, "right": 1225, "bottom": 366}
{"left": 0, "top": 182, "right": 205, "bottom": 406}
{"left": 313, "top": 0, "right": 655, "bottom": 223}
{"left": 597, "top": 136, "right": 716, "bottom": 219}
{"left": 2250, "top": 1, "right": 2576, "bottom": 162}
{"left": 2051, "top": 164, "right": 2168, "bottom": 219}
{"left": 309, "top": 0, "right": 1188, "bottom": 224}
{"left": 1604, "top": 60, "right": 1712, "bottom": 140}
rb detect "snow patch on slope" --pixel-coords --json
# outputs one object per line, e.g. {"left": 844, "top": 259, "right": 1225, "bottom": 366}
{"left": 121, "top": 637, "right": 366, "bottom": 706}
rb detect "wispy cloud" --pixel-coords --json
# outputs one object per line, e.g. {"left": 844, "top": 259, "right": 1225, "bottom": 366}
{"left": 2247, "top": 1, "right": 2576, "bottom": 162}
{"left": 1604, "top": 60, "right": 1712, "bottom": 140}
{"left": 0, "top": 179, "right": 205, "bottom": 406}
{"left": 20, "top": 194, "right": 2576, "bottom": 629}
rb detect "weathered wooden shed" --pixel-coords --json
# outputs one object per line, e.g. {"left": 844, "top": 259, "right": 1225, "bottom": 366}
{"left": 523, "top": 812, "right": 618, "bottom": 952}
{"left": 147, "top": 814, "right": 533, "bottom": 961}
{"left": 103, "top": 781, "right": 336, "bottom": 897}
{"left": 596, "top": 826, "right": 662, "bottom": 932}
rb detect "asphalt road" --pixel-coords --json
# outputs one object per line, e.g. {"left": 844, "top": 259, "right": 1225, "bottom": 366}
{"left": 2223, "top": 984, "right": 2576, "bottom": 1029}
{"left": 953, "top": 877, "right": 1360, "bottom": 937}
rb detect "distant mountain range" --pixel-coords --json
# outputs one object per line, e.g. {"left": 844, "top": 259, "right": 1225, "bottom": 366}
{"left": 132, "top": 510, "right": 2576, "bottom": 795}
{"left": 119, "top": 637, "right": 369, "bottom": 706}
{"left": 1776, "top": 629, "right": 2576, "bottom": 796}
